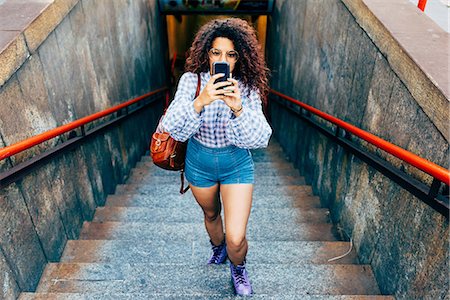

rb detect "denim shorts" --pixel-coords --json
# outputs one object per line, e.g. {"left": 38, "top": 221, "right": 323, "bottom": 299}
{"left": 185, "top": 138, "right": 254, "bottom": 188}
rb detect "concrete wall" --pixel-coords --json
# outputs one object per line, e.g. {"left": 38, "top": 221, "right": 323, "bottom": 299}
{"left": 266, "top": 0, "right": 448, "bottom": 299}
{"left": 0, "top": 0, "right": 167, "bottom": 298}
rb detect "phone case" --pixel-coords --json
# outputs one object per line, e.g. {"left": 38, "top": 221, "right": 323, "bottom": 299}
{"left": 213, "top": 62, "right": 230, "bottom": 85}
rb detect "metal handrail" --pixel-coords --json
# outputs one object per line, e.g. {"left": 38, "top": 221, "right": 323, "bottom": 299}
{"left": 270, "top": 89, "right": 449, "bottom": 185}
{"left": 2, "top": 86, "right": 446, "bottom": 184}
{"left": 418, "top": 0, "right": 428, "bottom": 11}
{"left": 0, "top": 87, "right": 168, "bottom": 161}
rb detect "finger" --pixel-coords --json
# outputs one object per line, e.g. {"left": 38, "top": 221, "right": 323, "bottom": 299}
{"left": 223, "top": 92, "right": 238, "bottom": 98}
{"left": 208, "top": 86, "right": 225, "bottom": 97}
{"left": 211, "top": 73, "right": 225, "bottom": 80}
{"left": 212, "top": 81, "right": 233, "bottom": 90}
{"left": 207, "top": 73, "right": 225, "bottom": 87}
{"left": 223, "top": 88, "right": 240, "bottom": 97}
{"left": 227, "top": 78, "right": 239, "bottom": 85}
{"left": 226, "top": 79, "right": 240, "bottom": 94}
{"left": 223, "top": 85, "right": 236, "bottom": 92}
{"left": 210, "top": 88, "right": 229, "bottom": 96}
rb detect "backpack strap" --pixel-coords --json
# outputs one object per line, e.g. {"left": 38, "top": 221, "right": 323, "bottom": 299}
{"left": 179, "top": 73, "right": 201, "bottom": 194}
{"left": 195, "top": 73, "right": 201, "bottom": 98}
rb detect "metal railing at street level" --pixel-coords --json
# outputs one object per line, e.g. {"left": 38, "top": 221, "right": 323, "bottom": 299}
{"left": 418, "top": 0, "right": 428, "bottom": 11}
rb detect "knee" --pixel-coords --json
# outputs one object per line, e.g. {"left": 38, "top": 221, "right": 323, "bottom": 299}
{"left": 203, "top": 210, "right": 220, "bottom": 222}
{"left": 226, "top": 235, "right": 246, "bottom": 250}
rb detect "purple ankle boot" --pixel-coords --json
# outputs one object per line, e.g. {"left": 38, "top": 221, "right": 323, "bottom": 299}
{"left": 230, "top": 260, "right": 253, "bottom": 296}
{"left": 207, "top": 236, "right": 227, "bottom": 264}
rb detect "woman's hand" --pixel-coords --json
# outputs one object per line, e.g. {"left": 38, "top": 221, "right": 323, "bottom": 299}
{"left": 193, "top": 73, "right": 232, "bottom": 113}
{"left": 222, "top": 78, "right": 243, "bottom": 117}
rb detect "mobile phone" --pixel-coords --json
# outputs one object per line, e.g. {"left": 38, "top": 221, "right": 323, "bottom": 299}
{"left": 213, "top": 62, "right": 230, "bottom": 88}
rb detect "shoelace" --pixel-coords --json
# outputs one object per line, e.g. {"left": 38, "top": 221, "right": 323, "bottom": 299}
{"left": 233, "top": 266, "right": 247, "bottom": 285}
{"left": 210, "top": 244, "right": 224, "bottom": 263}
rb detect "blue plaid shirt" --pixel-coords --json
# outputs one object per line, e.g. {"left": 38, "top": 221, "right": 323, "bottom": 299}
{"left": 161, "top": 72, "right": 272, "bottom": 149}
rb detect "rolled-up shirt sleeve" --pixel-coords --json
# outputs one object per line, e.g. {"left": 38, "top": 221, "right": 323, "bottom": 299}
{"left": 161, "top": 73, "right": 203, "bottom": 142}
{"left": 226, "top": 88, "right": 272, "bottom": 149}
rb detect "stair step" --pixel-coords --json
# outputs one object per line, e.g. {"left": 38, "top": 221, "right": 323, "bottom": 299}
{"left": 34, "top": 263, "right": 382, "bottom": 295}
{"left": 130, "top": 166, "right": 301, "bottom": 177}
{"left": 253, "top": 161, "right": 298, "bottom": 169}
{"left": 251, "top": 147, "right": 284, "bottom": 155}
{"left": 252, "top": 151, "right": 287, "bottom": 158}
{"left": 137, "top": 160, "right": 298, "bottom": 170}
{"left": 125, "top": 175, "right": 306, "bottom": 185}
{"left": 92, "top": 207, "right": 330, "bottom": 224}
{"left": 251, "top": 156, "right": 290, "bottom": 162}
{"left": 104, "top": 193, "right": 321, "bottom": 209}
{"left": 138, "top": 144, "right": 284, "bottom": 164}
{"left": 139, "top": 151, "right": 288, "bottom": 163}
{"left": 114, "top": 184, "right": 313, "bottom": 196}
{"left": 61, "top": 240, "right": 357, "bottom": 264}
{"left": 20, "top": 293, "right": 394, "bottom": 300}
{"left": 79, "top": 221, "right": 338, "bottom": 241}
{"left": 20, "top": 140, "right": 393, "bottom": 299}
{"left": 137, "top": 158, "right": 288, "bottom": 170}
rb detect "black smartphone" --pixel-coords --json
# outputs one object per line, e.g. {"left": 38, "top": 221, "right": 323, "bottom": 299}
{"left": 213, "top": 61, "right": 230, "bottom": 88}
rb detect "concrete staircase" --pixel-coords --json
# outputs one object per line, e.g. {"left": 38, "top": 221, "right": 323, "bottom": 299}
{"left": 20, "top": 141, "right": 393, "bottom": 299}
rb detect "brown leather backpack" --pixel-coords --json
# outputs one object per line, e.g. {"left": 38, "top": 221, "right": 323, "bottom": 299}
{"left": 150, "top": 74, "right": 201, "bottom": 194}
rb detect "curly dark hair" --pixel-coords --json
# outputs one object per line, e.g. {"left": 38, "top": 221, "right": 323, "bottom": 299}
{"left": 185, "top": 18, "right": 270, "bottom": 101}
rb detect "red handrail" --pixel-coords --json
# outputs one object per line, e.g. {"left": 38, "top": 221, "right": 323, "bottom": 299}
{"left": 0, "top": 87, "right": 168, "bottom": 161}
{"left": 418, "top": 0, "right": 427, "bottom": 11}
{"left": 270, "top": 89, "right": 450, "bottom": 185}
{"left": 171, "top": 52, "right": 177, "bottom": 74}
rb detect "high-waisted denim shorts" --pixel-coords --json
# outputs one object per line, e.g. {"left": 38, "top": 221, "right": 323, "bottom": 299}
{"left": 185, "top": 138, "right": 254, "bottom": 188}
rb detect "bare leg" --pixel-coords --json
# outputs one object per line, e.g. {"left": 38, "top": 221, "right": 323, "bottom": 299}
{"left": 220, "top": 184, "right": 253, "bottom": 265}
{"left": 190, "top": 184, "right": 224, "bottom": 246}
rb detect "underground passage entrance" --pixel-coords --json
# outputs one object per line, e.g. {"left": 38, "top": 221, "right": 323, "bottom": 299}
{"left": 0, "top": 1, "right": 447, "bottom": 299}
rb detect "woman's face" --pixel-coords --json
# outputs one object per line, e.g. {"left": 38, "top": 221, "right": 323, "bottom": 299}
{"left": 208, "top": 37, "right": 238, "bottom": 74}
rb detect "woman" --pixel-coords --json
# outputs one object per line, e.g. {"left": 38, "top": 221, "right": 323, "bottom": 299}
{"left": 162, "top": 18, "right": 272, "bottom": 296}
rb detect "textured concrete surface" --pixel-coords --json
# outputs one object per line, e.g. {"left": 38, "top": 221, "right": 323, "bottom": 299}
{"left": 60, "top": 240, "right": 357, "bottom": 265}
{"left": 0, "top": 184, "right": 47, "bottom": 291}
{"left": 410, "top": 0, "right": 450, "bottom": 32}
{"left": 20, "top": 294, "right": 394, "bottom": 300}
{"left": 105, "top": 193, "right": 322, "bottom": 210}
{"left": 79, "top": 221, "right": 337, "bottom": 242}
{"left": 0, "top": 1, "right": 51, "bottom": 32}
{"left": 18, "top": 162, "right": 68, "bottom": 262}
{"left": 15, "top": 55, "right": 58, "bottom": 159}
{"left": 130, "top": 166, "right": 301, "bottom": 178}
{"left": 0, "top": 249, "right": 20, "bottom": 300}
{"left": 92, "top": 207, "right": 329, "bottom": 224}
{"left": 0, "top": 137, "right": 10, "bottom": 172}
{"left": 0, "top": 0, "right": 168, "bottom": 298}
{"left": 35, "top": 263, "right": 381, "bottom": 295}
{"left": 127, "top": 174, "right": 306, "bottom": 186}
{"left": 358, "top": 0, "right": 449, "bottom": 141}
{"left": 0, "top": 33, "right": 29, "bottom": 87}
{"left": 0, "top": 77, "right": 45, "bottom": 163}
{"left": 0, "top": 0, "right": 71, "bottom": 87}
{"left": 267, "top": 1, "right": 449, "bottom": 298}
{"left": 21, "top": 142, "right": 389, "bottom": 298}
{"left": 24, "top": 0, "right": 78, "bottom": 53}
{"left": 271, "top": 100, "right": 449, "bottom": 299}
{"left": 115, "top": 182, "right": 313, "bottom": 196}
{"left": 137, "top": 159, "right": 298, "bottom": 170}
